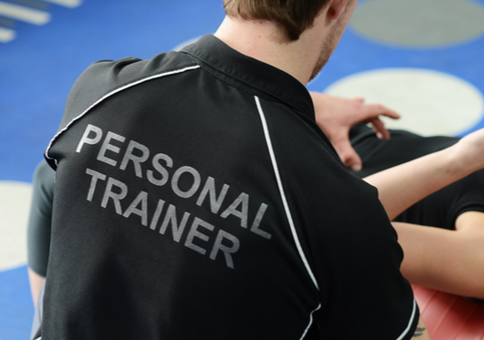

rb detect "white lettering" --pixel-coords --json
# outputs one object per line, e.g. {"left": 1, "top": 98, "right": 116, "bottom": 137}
{"left": 123, "top": 191, "right": 148, "bottom": 226}
{"left": 147, "top": 153, "right": 173, "bottom": 186}
{"left": 184, "top": 217, "right": 214, "bottom": 255}
{"left": 171, "top": 166, "right": 201, "bottom": 199}
{"left": 85, "top": 168, "right": 106, "bottom": 201}
{"left": 101, "top": 177, "right": 128, "bottom": 215}
{"left": 77, "top": 126, "right": 274, "bottom": 271}
{"left": 149, "top": 199, "right": 166, "bottom": 230}
{"left": 196, "top": 177, "right": 230, "bottom": 214}
{"left": 250, "top": 203, "right": 271, "bottom": 239}
{"left": 97, "top": 131, "right": 126, "bottom": 166}
{"left": 76, "top": 124, "right": 103, "bottom": 153}
{"left": 220, "top": 192, "right": 249, "bottom": 228}
{"left": 82, "top": 169, "right": 260, "bottom": 270}
{"left": 159, "top": 204, "right": 190, "bottom": 242}
{"left": 120, "top": 140, "right": 150, "bottom": 178}
{"left": 209, "top": 229, "right": 240, "bottom": 269}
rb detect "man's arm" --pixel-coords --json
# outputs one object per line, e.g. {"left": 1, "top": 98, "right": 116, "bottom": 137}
{"left": 413, "top": 317, "right": 431, "bottom": 339}
{"left": 27, "top": 161, "right": 54, "bottom": 307}
{"left": 364, "top": 128, "right": 484, "bottom": 220}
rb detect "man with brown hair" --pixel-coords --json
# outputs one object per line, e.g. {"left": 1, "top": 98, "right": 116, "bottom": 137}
{"left": 35, "top": 0, "right": 428, "bottom": 339}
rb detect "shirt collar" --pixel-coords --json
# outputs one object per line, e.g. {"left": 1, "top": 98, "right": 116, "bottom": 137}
{"left": 181, "top": 34, "right": 315, "bottom": 121}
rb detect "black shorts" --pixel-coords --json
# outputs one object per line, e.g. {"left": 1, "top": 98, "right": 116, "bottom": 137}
{"left": 350, "top": 124, "right": 484, "bottom": 230}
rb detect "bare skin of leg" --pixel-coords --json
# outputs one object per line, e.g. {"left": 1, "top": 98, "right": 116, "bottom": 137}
{"left": 393, "top": 211, "right": 484, "bottom": 299}
{"left": 28, "top": 267, "right": 45, "bottom": 307}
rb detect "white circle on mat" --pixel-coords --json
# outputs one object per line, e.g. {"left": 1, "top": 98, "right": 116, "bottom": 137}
{"left": 324, "top": 68, "right": 484, "bottom": 136}
{"left": 350, "top": 0, "right": 484, "bottom": 48}
{"left": 0, "top": 181, "right": 32, "bottom": 271}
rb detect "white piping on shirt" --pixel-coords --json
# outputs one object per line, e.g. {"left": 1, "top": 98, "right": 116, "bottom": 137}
{"left": 44, "top": 64, "right": 201, "bottom": 165}
{"left": 255, "top": 96, "right": 321, "bottom": 340}
{"left": 396, "top": 299, "right": 417, "bottom": 340}
{"left": 254, "top": 96, "right": 319, "bottom": 290}
{"left": 300, "top": 304, "right": 322, "bottom": 340}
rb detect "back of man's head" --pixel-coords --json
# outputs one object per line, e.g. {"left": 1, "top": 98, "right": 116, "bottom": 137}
{"left": 223, "top": 0, "right": 332, "bottom": 42}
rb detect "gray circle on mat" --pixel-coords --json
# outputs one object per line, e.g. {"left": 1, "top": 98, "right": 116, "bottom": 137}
{"left": 350, "top": 0, "right": 484, "bottom": 48}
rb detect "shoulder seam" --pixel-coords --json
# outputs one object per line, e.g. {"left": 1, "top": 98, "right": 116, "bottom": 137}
{"left": 44, "top": 65, "right": 201, "bottom": 165}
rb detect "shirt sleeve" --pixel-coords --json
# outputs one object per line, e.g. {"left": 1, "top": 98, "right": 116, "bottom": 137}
{"left": 267, "top": 107, "right": 420, "bottom": 339}
{"left": 312, "top": 180, "right": 420, "bottom": 339}
{"left": 27, "top": 160, "right": 56, "bottom": 277}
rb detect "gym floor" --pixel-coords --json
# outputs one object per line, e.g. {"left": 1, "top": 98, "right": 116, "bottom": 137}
{"left": 1, "top": 0, "right": 484, "bottom": 338}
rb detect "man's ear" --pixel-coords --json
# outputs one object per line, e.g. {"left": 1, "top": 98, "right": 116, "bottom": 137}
{"left": 327, "top": 0, "right": 349, "bottom": 20}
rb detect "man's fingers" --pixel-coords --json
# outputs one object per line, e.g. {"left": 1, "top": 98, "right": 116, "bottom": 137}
{"left": 345, "top": 151, "right": 363, "bottom": 171}
{"left": 334, "top": 139, "right": 363, "bottom": 171}
{"left": 362, "top": 104, "right": 400, "bottom": 120}
{"left": 369, "top": 117, "right": 391, "bottom": 139}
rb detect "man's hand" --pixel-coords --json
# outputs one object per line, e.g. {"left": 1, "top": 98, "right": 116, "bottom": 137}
{"left": 310, "top": 92, "right": 400, "bottom": 171}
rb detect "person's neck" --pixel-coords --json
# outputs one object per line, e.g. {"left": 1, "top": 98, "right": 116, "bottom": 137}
{"left": 214, "top": 16, "right": 325, "bottom": 86}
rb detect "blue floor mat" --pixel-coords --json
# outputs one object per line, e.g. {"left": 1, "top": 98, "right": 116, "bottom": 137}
{"left": 1, "top": 0, "right": 484, "bottom": 339}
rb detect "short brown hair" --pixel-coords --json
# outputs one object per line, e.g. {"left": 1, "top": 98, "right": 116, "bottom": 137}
{"left": 223, "top": 0, "right": 331, "bottom": 41}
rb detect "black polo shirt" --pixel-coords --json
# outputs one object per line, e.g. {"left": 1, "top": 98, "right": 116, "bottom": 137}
{"left": 43, "top": 35, "right": 418, "bottom": 339}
